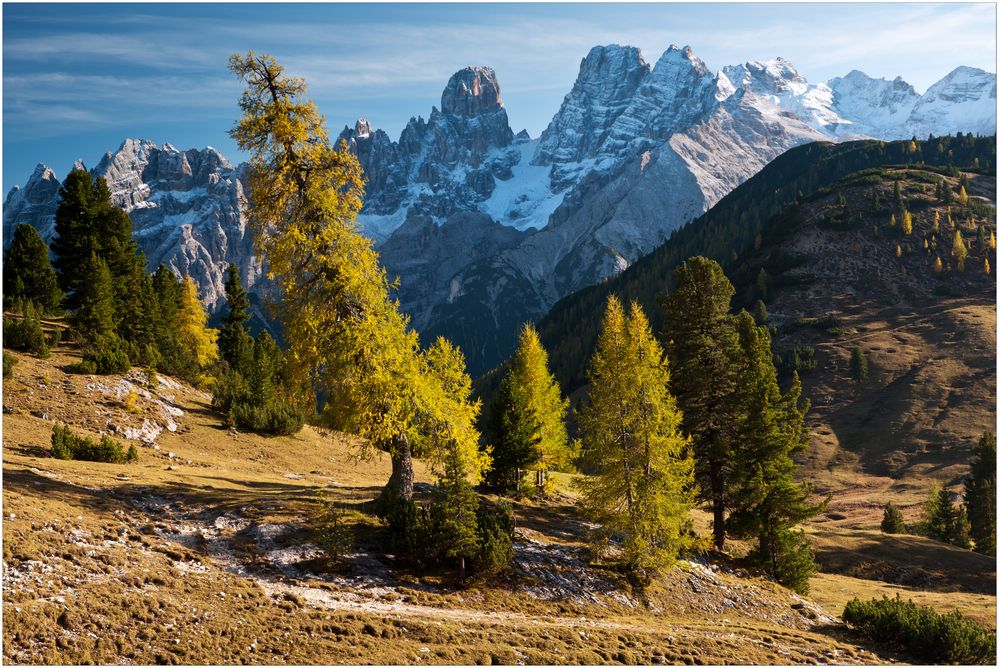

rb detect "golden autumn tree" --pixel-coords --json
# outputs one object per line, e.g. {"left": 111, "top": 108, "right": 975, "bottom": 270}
{"left": 901, "top": 210, "right": 913, "bottom": 236}
{"left": 228, "top": 52, "right": 485, "bottom": 500}
{"left": 952, "top": 229, "right": 969, "bottom": 271}
{"left": 176, "top": 275, "right": 218, "bottom": 369}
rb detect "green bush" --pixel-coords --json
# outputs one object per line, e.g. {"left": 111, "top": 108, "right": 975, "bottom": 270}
{"left": 843, "top": 595, "right": 995, "bottom": 664}
{"left": 881, "top": 502, "right": 905, "bottom": 534}
{"left": 4, "top": 313, "right": 49, "bottom": 357}
{"left": 79, "top": 335, "right": 131, "bottom": 375}
{"left": 213, "top": 367, "right": 304, "bottom": 436}
{"left": 3, "top": 351, "right": 17, "bottom": 379}
{"left": 50, "top": 424, "right": 137, "bottom": 464}
{"left": 381, "top": 493, "right": 514, "bottom": 579}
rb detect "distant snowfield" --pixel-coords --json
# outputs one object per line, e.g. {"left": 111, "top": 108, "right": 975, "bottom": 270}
{"left": 479, "top": 141, "right": 566, "bottom": 232}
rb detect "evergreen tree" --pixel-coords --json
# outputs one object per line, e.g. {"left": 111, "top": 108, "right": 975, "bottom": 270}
{"left": 485, "top": 374, "right": 542, "bottom": 495}
{"left": 176, "top": 275, "right": 218, "bottom": 369}
{"left": 726, "top": 314, "right": 825, "bottom": 594}
{"left": 431, "top": 446, "right": 481, "bottom": 581}
{"left": 217, "top": 263, "right": 254, "bottom": 371}
{"left": 72, "top": 253, "right": 116, "bottom": 341}
{"left": 881, "top": 502, "right": 905, "bottom": 534}
{"left": 850, "top": 347, "right": 869, "bottom": 381}
{"left": 505, "top": 324, "right": 573, "bottom": 490}
{"left": 922, "top": 485, "right": 971, "bottom": 548}
{"left": 965, "top": 431, "right": 996, "bottom": 556}
{"left": 3, "top": 224, "right": 63, "bottom": 312}
{"left": 661, "top": 257, "right": 741, "bottom": 550}
{"left": 578, "top": 296, "right": 696, "bottom": 578}
{"left": 116, "top": 252, "right": 158, "bottom": 361}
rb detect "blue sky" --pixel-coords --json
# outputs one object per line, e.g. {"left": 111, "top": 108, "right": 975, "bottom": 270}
{"left": 3, "top": 2, "right": 996, "bottom": 193}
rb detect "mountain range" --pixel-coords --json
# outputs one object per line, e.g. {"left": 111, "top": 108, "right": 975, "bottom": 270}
{"left": 4, "top": 44, "right": 995, "bottom": 373}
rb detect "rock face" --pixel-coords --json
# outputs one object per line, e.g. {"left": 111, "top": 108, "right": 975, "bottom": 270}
{"left": 3, "top": 139, "right": 260, "bottom": 312}
{"left": 4, "top": 46, "right": 995, "bottom": 373}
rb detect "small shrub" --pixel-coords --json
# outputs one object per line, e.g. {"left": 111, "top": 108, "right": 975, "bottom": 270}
{"left": 843, "top": 595, "right": 996, "bottom": 664}
{"left": 880, "top": 502, "right": 905, "bottom": 534}
{"left": 80, "top": 335, "right": 131, "bottom": 375}
{"left": 122, "top": 389, "right": 141, "bottom": 415}
{"left": 3, "top": 351, "right": 17, "bottom": 379}
{"left": 473, "top": 501, "right": 514, "bottom": 578}
{"left": 316, "top": 494, "right": 353, "bottom": 567}
{"left": 50, "top": 424, "right": 135, "bottom": 464}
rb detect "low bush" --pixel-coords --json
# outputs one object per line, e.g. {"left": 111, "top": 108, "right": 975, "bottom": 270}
{"left": 3, "top": 351, "right": 17, "bottom": 379}
{"left": 315, "top": 494, "right": 353, "bottom": 568}
{"left": 79, "top": 335, "right": 131, "bottom": 375}
{"left": 4, "top": 313, "right": 49, "bottom": 357}
{"left": 51, "top": 424, "right": 138, "bottom": 464}
{"left": 842, "top": 595, "right": 995, "bottom": 664}
{"left": 213, "top": 367, "right": 304, "bottom": 436}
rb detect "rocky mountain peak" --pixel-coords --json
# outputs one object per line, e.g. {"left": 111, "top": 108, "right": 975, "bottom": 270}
{"left": 440, "top": 66, "right": 504, "bottom": 117}
{"left": 354, "top": 117, "right": 373, "bottom": 138}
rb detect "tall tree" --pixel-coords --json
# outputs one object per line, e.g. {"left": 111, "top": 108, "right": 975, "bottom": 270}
{"left": 660, "top": 256, "right": 741, "bottom": 550}
{"left": 952, "top": 230, "right": 968, "bottom": 271}
{"left": 726, "top": 313, "right": 826, "bottom": 593}
{"left": 229, "top": 51, "right": 484, "bottom": 501}
{"left": 217, "top": 263, "right": 254, "bottom": 371}
{"left": 578, "top": 296, "right": 696, "bottom": 577}
{"left": 505, "top": 324, "right": 573, "bottom": 489}
{"left": 3, "top": 223, "right": 62, "bottom": 312}
{"left": 485, "top": 374, "right": 542, "bottom": 495}
{"left": 965, "top": 431, "right": 996, "bottom": 556}
{"left": 71, "top": 253, "right": 116, "bottom": 341}
{"left": 176, "top": 275, "right": 218, "bottom": 369}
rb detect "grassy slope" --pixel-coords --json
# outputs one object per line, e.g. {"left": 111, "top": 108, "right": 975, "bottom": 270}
{"left": 2, "top": 336, "right": 993, "bottom": 664}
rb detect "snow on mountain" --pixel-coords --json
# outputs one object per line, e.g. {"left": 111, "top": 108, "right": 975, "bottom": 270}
{"left": 4, "top": 45, "right": 994, "bottom": 373}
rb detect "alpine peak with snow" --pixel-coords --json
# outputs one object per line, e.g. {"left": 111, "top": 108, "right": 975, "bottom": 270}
{"left": 5, "top": 43, "right": 996, "bottom": 372}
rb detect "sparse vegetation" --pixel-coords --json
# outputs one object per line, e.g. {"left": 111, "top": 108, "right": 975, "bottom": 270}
{"left": 843, "top": 595, "right": 996, "bottom": 664}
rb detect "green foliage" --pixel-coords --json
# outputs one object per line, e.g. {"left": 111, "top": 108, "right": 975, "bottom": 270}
{"left": 850, "top": 347, "right": 869, "bottom": 381}
{"left": 71, "top": 253, "right": 117, "bottom": 342}
{"left": 217, "top": 263, "right": 253, "bottom": 371}
{"left": 77, "top": 335, "right": 131, "bottom": 375}
{"left": 3, "top": 303, "right": 50, "bottom": 358}
{"left": 578, "top": 296, "right": 696, "bottom": 577}
{"left": 842, "top": 595, "right": 996, "bottom": 664}
{"left": 764, "top": 527, "right": 818, "bottom": 594}
{"left": 777, "top": 344, "right": 816, "bottom": 376}
{"left": 880, "top": 502, "right": 906, "bottom": 534}
{"left": 3, "top": 224, "right": 63, "bottom": 312}
{"left": 483, "top": 372, "right": 542, "bottom": 495}
{"left": 921, "top": 484, "right": 971, "bottom": 548}
{"left": 3, "top": 351, "right": 17, "bottom": 379}
{"left": 50, "top": 424, "right": 137, "bottom": 464}
{"left": 472, "top": 501, "right": 515, "bottom": 579}
{"left": 965, "top": 431, "right": 996, "bottom": 555}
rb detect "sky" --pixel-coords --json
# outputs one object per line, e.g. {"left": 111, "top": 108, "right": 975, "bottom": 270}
{"left": 3, "top": 2, "right": 996, "bottom": 193}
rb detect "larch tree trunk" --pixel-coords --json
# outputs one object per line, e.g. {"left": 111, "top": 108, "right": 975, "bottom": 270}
{"left": 386, "top": 432, "right": 414, "bottom": 502}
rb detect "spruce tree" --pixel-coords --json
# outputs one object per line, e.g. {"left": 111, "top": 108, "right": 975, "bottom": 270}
{"left": 881, "top": 502, "right": 905, "bottom": 534}
{"left": 218, "top": 263, "right": 253, "bottom": 371}
{"left": 923, "top": 485, "right": 970, "bottom": 548}
{"left": 726, "top": 313, "right": 825, "bottom": 594}
{"left": 850, "top": 347, "right": 869, "bottom": 381}
{"left": 485, "top": 374, "right": 542, "bottom": 495}
{"left": 578, "top": 296, "right": 696, "bottom": 577}
{"left": 661, "top": 256, "right": 741, "bottom": 550}
{"left": 72, "top": 253, "right": 117, "bottom": 341}
{"left": 965, "top": 431, "right": 996, "bottom": 556}
{"left": 3, "top": 223, "right": 63, "bottom": 312}
{"left": 51, "top": 169, "right": 99, "bottom": 308}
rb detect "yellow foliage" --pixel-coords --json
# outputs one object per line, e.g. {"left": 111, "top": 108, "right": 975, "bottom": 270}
{"left": 985, "top": 258, "right": 991, "bottom": 276}
{"left": 896, "top": 244, "right": 902, "bottom": 258}
{"left": 952, "top": 230, "right": 968, "bottom": 272}
{"left": 990, "top": 232, "right": 996, "bottom": 250}
{"left": 176, "top": 276, "right": 218, "bottom": 368}
{"left": 122, "top": 389, "right": 140, "bottom": 415}
{"left": 959, "top": 185, "right": 969, "bottom": 205}
{"left": 901, "top": 210, "right": 913, "bottom": 236}
{"left": 934, "top": 256, "right": 943, "bottom": 273}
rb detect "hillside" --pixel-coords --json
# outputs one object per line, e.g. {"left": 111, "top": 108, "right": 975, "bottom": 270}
{"left": 4, "top": 341, "right": 994, "bottom": 664}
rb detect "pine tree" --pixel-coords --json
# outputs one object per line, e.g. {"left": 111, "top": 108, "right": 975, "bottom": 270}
{"left": 505, "top": 324, "right": 573, "bottom": 490}
{"left": 116, "top": 252, "right": 158, "bottom": 360}
{"left": 850, "top": 347, "right": 869, "bottom": 381}
{"left": 3, "top": 224, "right": 62, "bottom": 312}
{"left": 965, "top": 431, "right": 996, "bottom": 556}
{"left": 661, "top": 256, "right": 741, "bottom": 550}
{"left": 485, "top": 374, "right": 542, "bottom": 495}
{"left": 217, "top": 263, "right": 254, "bottom": 371}
{"left": 229, "top": 52, "right": 486, "bottom": 501}
{"left": 578, "top": 296, "right": 696, "bottom": 577}
{"left": 923, "top": 485, "right": 970, "bottom": 548}
{"left": 726, "top": 314, "right": 825, "bottom": 593}
{"left": 952, "top": 230, "right": 968, "bottom": 271}
{"left": 176, "top": 275, "right": 218, "bottom": 369}
{"left": 881, "top": 502, "right": 905, "bottom": 533}
{"left": 72, "top": 253, "right": 116, "bottom": 341}
{"left": 431, "top": 446, "right": 480, "bottom": 580}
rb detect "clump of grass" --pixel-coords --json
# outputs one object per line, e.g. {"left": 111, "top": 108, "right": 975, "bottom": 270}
{"left": 51, "top": 424, "right": 137, "bottom": 464}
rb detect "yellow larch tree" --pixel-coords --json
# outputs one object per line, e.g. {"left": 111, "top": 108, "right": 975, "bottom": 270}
{"left": 176, "top": 275, "right": 218, "bottom": 368}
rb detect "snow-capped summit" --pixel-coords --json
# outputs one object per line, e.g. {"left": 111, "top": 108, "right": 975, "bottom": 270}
{"left": 906, "top": 66, "right": 997, "bottom": 137}
{"left": 825, "top": 70, "right": 920, "bottom": 138}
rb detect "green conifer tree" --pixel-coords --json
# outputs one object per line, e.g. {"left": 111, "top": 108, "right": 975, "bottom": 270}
{"left": 217, "top": 263, "right": 254, "bottom": 371}
{"left": 72, "top": 253, "right": 117, "bottom": 341}
{"left": 485, "top": 374, "right": 542, "bottom": 495}
{"left": 965, "top": 431, "right": 996, "bottom": 556}
{"left": 3, "top": 224, "right": 63, "bottom": 312}
{"left": 881, "top": 502, "right": 905, "bottom": 534}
